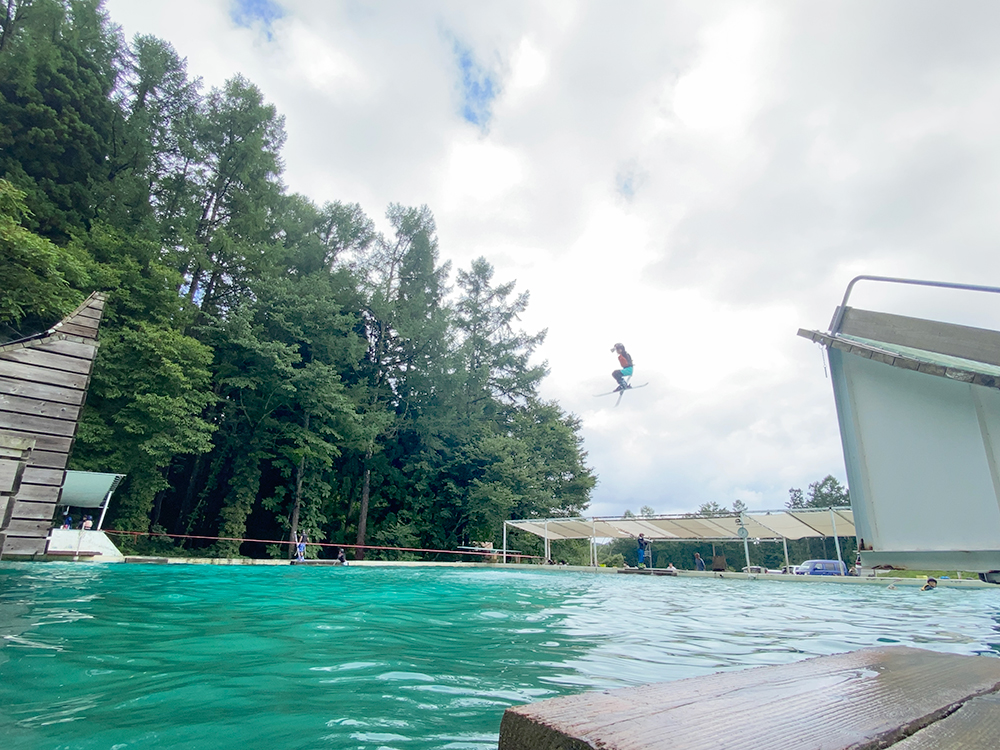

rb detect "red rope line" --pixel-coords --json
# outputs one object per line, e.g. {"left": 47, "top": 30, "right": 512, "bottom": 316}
{"left": 102, "top": 529, "right": 541, "bottom": 559}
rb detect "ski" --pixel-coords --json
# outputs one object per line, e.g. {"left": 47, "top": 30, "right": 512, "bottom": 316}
{"left": 593, "top": 382, "right": 649, "bottom": 402}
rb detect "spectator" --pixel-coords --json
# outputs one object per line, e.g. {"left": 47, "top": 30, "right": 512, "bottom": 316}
{"left": 636, "top": 534, "right": 650, "bottom": 567}
{"left": 694, "top": 552, "right": 706, "bottom": 571}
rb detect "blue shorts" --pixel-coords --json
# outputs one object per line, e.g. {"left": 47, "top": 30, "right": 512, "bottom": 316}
{"left": 620, "top": 366, "right": 633, "bottom": 377}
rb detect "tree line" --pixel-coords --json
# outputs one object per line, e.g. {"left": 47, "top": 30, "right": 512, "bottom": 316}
{"left": 0, "top": 0, "right": 595, "bottom": 558}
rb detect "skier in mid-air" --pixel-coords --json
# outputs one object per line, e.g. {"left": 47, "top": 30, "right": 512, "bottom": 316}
{"left": 611, "top": 343, "right": 633, "bottom": 392}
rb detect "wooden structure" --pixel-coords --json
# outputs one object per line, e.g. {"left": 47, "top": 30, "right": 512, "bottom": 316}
{"left": 0, "top": 293, "right": 106, "bottom": 557}
{"left": 498, "top": 646, "right": 1000, "bottom": 749}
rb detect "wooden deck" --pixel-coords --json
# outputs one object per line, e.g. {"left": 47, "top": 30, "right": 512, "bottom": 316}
{"left": 0, "top": 293, "right": 105, "bottom": 556}
{"left": 498, "top": 646, "right": 1000, "bottom": 750}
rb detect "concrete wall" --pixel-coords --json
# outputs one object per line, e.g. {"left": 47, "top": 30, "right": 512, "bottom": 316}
{"left": 830, "top": 348, "right": 1000, "bottom": 571}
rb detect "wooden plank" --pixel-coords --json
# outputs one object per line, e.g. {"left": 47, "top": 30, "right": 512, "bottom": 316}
{"left": 14, "top": 484, "right": 62, "bottom": 502}
{"left": 0, "top": 433, "right": 35, "bottom": 457}
{"left": 0, "top": 347, "right": 95, "bottom": 374}
{"left": 34, "top": 338, "right": 99, "bottom": 360}
{"left": 892, "top": 692, "right": 1000, "bottom": 749}
{"left": 9, "top": 500, "right": 58, "bottom": 520}
{"left": 0, "top": 461, "right": 20, "bottom": 493}
{"left": 59, "top": 312, "right": 100, "bottom": 330}
{"left": 0, "top": 535, "right": 47, "bottom": 556}
{"left": 0, "top": 377, "right": 87, "bottom": 405}
{"left": 498, "top": 647, "right": 1000, "bottom": 750}
{"left": 841, "top": 308, "right": 1000, "bottom": 367}
{"left": 54, "top": 321, "right": 99, "bottom": 339}
{"left": 21, "top": 467, "right": 65, "bottom": 486}
{"left": 0, "top": 412, "right": 78, "bottom": 438}
{"left": 0, "top": 393, "right": 81, "bottom": 421}
{"left": 0, "top": 360, "right": 89, "bottom": 389}
{"left": 25, "top": 450, "right": 69, "bottom": 469}
{"left": 2, "top": 518, "right": 51, "bottom": 535}
{"left": 74, "top": 307, "right": 103, "bottom": 321}
{"left": 0, "top": 429, "right": 72, "bottom": 454}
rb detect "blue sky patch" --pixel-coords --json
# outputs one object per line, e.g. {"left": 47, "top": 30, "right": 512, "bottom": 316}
{"left": 231, "top": 0, "right": 285, "bottom": 37}
{"left": 453, "top": 41, "right": 498, "bottom": 129}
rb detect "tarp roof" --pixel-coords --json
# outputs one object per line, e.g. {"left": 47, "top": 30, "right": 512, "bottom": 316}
{"left": 506, "top": 508, "right": 854, "bottom": 541}
{"left": 60, "top": 471, "right": 126, "bottom": 508}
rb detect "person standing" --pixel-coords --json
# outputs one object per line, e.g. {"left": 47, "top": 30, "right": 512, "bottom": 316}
{"left": 610, "top": 343, "right": 634, "bottom": 392}
{"left": 295, "top": 532, "right": 307, "bottom": 562}
{"left": 636, "top": 534, "right": 649, "bottom": 567}
{"left": 694, "top": 552, "right": 706, "bottom": 571}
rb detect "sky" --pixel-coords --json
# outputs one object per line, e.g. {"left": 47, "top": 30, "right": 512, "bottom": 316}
{"left": 106, "top": 0, "right": 1000, "bottom": 517}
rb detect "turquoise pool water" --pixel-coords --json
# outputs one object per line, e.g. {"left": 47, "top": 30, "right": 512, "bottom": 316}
{"left": 1, "top": 564, "right": 999, "bottom": 750}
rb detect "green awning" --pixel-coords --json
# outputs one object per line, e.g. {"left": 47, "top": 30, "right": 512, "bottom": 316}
{"left": 61, "top": 471, "right": 125, "bottom": 508}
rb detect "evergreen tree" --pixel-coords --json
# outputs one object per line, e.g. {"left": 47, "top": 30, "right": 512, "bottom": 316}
{"left": 0, "top": 0, "right": 121, "bottom": 240}
{"left": 0, "top": 179, "right": 89, "bottom": 338}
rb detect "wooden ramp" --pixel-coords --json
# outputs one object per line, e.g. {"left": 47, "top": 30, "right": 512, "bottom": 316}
{"left": 498, "top": 647, "right": 1000, "bottom": 750}
{"left": 0, "top": 293, "right": 106, "bottom": 556}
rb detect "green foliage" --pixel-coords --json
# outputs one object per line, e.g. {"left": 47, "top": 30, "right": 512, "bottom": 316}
{"left": 0, "top": 179, "right": 89, "bottom": 335}
{"left": 5, "top": 5, "right": 596, "bottom": 559}
{"left": 696, "top": 501, "right": 727, "bottom": 517}
{"left": 73, "top": 321, "right": 216, "bottom": 531}
{"left": 0, "top": 0, "right": 121, "bottom": 240}
{"left": 787, "top": 475, "right": 850, "bottom": 509}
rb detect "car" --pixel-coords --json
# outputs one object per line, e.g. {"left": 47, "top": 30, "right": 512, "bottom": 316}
{"left": 794, "top": 559, "right": 848, "bottom": 576}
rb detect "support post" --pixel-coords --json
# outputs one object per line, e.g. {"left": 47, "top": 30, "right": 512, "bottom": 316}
{"left": 783, "top": 536, "right": 790, "bottom": 574}
{"left": 830, "top": 508, "right": 844, "bottom": 571}
{"left": 503, "top": 522, "right": 508, "bottom": 564}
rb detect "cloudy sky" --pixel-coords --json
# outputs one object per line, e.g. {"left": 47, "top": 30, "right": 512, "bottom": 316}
{"left": 107, "top": 0, "right": 1000, "bottom": 517}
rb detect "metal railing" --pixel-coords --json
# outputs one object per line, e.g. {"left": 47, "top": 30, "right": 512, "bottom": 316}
{"left": 829, "top": 275, "right": 1000, "bottom": 334}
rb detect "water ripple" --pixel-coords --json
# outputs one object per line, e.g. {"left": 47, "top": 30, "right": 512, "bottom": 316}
{"left": 1, "top": 563, "right": 999, "bottom": 749}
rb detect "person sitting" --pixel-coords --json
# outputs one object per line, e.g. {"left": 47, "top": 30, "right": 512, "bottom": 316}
{"left": 337, "top": 548, "right": 347, "bottom": 565}
{"left": 666, "top": 562, "right": 677, "bottom": 572}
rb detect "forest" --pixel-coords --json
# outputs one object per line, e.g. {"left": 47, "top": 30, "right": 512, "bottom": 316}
{"left": 0, "top": 0, "right": 596, "bottom": 559}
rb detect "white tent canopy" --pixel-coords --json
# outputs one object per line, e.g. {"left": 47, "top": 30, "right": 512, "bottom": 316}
{"left": 504, "top": 508, "right": 855, "bottom": 569}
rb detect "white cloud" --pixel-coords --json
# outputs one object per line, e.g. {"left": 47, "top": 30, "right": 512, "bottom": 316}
{"left": 442, "top": 140, "right": 525, "bottom": 208}
{"left": 672, "top": 6, "right": 779, "bottom": 139}
{"left": 508, "top": 38, "right": 548, "bottom": 92}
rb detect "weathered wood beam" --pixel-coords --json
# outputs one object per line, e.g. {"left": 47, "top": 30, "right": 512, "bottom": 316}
{"left": 498, "top": 647, "right": 1000, "bottom": 750}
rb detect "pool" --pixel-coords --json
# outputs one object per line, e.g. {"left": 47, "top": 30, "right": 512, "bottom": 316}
{"left": 1, "top": 564, "right": 998, "bottom": 750}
